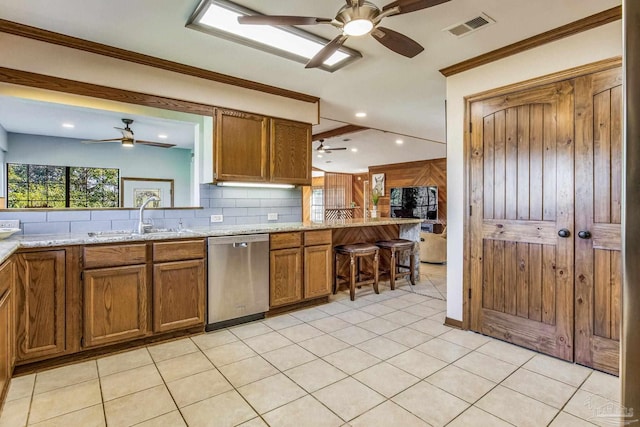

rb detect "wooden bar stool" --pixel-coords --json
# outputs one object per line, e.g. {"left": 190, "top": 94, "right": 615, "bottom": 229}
{"left": 376, "top": 239, "right": 416, "bottom": 290}
{"left": 334, "top": 243, "right": 380, "bottom": 301}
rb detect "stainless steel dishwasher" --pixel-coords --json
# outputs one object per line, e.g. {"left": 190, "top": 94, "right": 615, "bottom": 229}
{"left": 207, "top": 234, "right": 269, "bottom": 330}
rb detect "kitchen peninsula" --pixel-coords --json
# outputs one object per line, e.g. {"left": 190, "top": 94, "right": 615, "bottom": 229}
{"left": 0, "top": 218, "right": 421, "bottom": 408}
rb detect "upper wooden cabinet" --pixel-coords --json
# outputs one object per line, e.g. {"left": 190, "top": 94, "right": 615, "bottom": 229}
{"left": 215, "top": 109, "right": 269, "bottom": 183}
{"left": 214, "top": 108, "right": 311, "bottom": 185}
{"left": 270, "top": 118, "right": 312, "bottom": 185}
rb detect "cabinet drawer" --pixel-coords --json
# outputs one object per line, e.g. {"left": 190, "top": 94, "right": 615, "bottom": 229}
{"left": 0, "top": 259, "right": 12, "bottom": 297}
{"left": 270, "top": 232, "right": 302, "bottom": 250}
{"left": 304, "top": 230, "right": 332, "bottom": 246}
{"left": 153, "top": 240, "right": 205, "bottom": 262}
{"left": 84, "top": 244, "right": 147, "bottom": 269}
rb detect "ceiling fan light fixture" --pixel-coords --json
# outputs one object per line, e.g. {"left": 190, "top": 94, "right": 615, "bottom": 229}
{"left": 121, "top": 139, "right": 135, "bottom": 148}
{"left": 343, "top": 19, "right": 373, "bottom": 36}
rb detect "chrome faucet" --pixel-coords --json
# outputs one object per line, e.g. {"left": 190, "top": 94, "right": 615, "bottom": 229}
{"left": 137, "top": 196, "right": 160, "bottom": 234}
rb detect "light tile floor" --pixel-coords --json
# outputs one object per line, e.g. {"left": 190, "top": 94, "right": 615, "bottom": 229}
{"left": 0, "top": 268, "right": 621, "bottom": 427}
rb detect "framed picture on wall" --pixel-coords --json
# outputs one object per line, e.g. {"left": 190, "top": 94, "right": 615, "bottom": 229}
{"left": 121, "top": 177, "right": 174, "bottom": 208}
{"left": 372, "top": 173, "right": 385, "bottom": 196}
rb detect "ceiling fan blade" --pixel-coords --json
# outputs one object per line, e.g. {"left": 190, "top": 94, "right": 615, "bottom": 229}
{"left": 81, "top": 138, "right": 121, "bottom": 144}
{"left": 382, "top": 0, "right": 450, "bottom": 15}
{"left": 136, "top": 140, "right": 177, "bottom": 148}
{"left": 306, "top": 35, "right": 348, "bottom": 69}
{"left": 327, "top": 147, "right": 347, "bottom": 151}
{"left": 371, "top": 27, "right": 424, "bottom": 58}
{"left": 238, "top": 15, "right": 332, "bottom": 26}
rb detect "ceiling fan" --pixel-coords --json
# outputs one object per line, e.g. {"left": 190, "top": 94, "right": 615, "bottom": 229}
{"left": 316, "top": 139, "right": 347, "bottom": 153}
{"left": 237, "top": 0, "right": 450, "bottom": 68}
{"left": 82, "top": 119, "right": 176, "bottom": 149}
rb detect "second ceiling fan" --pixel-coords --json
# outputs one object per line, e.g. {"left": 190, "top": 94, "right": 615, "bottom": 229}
{"left": 82, "top": 119, "right": 176, "bottom": 149}
{"left": 238, "top": 0, "right": 450, "bottom": 68}
{"left": 316, "top": 139, "right": 347, "bottom": 153}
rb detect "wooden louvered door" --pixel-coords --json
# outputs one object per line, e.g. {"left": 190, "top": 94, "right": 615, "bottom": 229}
{"left": 574, "top": 68, "right": 623, "bottom": 375}
{"left": 469, "top": 81, "right": 576, "bottom": 361}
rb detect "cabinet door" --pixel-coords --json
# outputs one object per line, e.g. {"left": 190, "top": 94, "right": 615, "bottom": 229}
{"left": 0, "top": 260, "right": 14, "bottom": 368}
{"left": 15, "top": 251, "right": 66, "bottom": 361}
{"left": 0, "top": 289, "right": 11, "bottom": 399}
{"left": 215, "top": 109, "right": 269, "bottom": 182}
{"left": 270, "top": 248, "right": 302, "bottom": 308}
{"left": 153, "top": 260, "right": 205, "bottom": 333}
{"left": 270, "top": 118, "right": 311, "bottom": 185}
{"left": 304, "top": 244, "right": 332, "bottom": 299}
{"left": 83, "top": 265, "right": 148, "bottom": 348}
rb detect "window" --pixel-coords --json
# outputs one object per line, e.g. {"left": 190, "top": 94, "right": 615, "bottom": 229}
{"left": 311, "top": 187, "right": 324, "bottom": 222}
{"left": 7, "top": 163, "right": 120, "bottom": 208}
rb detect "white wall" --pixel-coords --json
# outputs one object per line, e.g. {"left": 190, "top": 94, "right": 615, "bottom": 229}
{"left": 445, "top": 22, "right": 622, "bottom": 321}
{"left": 6, "top": 133, "right": 193, "bottom": 207}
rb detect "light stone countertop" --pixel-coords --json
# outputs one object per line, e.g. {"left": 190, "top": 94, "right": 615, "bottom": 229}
{"left": 0, "top": 218, "right": 423, "bottom": 264}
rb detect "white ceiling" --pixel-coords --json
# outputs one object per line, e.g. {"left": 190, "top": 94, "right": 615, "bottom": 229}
{"left": 0, "top": 97, "right": 198, "bottom": 149}
{"left": 0, "top": 0, "right": 621, "bottom": 170}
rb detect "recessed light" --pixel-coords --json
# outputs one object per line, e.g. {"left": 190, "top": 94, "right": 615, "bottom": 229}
{"left": 351, "top": 148, "right": 358, "bottom": 152}
{"left": 158, "top": 134, "right": 168, "bottom": 139}
{"left": 396, "top": 139, "right": 404, "bottom": 144}
{"left": 317, "top": 154, "right": 323, "bottom": 158}
{"left": 62, "top": 123, "right": 75, "bottom": 129}
{"left": 355, "top": 112, "right": 367, "bottom": 118}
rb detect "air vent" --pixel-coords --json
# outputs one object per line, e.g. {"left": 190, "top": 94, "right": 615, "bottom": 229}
{"left": 443, "top": 13, "right": 495, "bottom": 38}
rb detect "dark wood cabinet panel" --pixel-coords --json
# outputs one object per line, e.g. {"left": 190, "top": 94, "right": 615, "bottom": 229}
{"left": 83, "top": 265, "right": 148, "bottom": 348}
{"left": 215, "top": 109, "right": 269, "bottom": 182}
{"left": 270, "top": 118, "right": 311, "bottom": 185}
{"left": 270, "top": 248, "right": 303, "bottom": 308}
{"left": 15, "top": 251, "right": 66, "bottom": 361}
{"left": 304, "top": 244, "right": 332, "bottom": 299}
{"left": 153, "top": 260, "right": 205, "bottom": 333}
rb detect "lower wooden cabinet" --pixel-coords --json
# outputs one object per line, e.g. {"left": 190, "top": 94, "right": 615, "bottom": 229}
{"left": 0, "top": 284, "right": 12, "bottom": 401}
{"left": 15, "top": 251, "right": 66, "bottom": 361}
{"left": 270, "top": 247, "right": 303, "bottom": 308}
{"left": 83, "top": 265, "right": 148, "bottom": 348}
{"left": 270, "top": 230, "right": 332, "bottom": 309}
{"left": 304, "top": 244, "right": 332, "bottom": 299}
{"left": 153, "top": 260, "right": 205, "bottom": 333}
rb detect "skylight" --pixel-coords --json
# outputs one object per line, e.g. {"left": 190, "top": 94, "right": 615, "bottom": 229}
{"left": 187, "top": 0, "right": 362, "bottom": 72}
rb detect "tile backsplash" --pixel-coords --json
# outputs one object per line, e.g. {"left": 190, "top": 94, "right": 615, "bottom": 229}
{"left": 0, "top": 184, "right": 302, "bottom": 235}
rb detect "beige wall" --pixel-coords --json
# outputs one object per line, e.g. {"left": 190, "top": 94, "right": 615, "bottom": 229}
{"left": 445, "top": 21, "right": 622, "bottom": 321}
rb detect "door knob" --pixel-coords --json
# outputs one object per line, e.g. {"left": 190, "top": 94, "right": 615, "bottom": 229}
{"left": 558, "top": 229, "right": 571, "bottom": 238}
{"left": 578, "top": 230, "right": 592, "bottom": 239}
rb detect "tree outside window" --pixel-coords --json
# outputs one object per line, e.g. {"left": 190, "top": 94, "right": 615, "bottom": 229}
{"left": 7, "top": 163, "right": 119, "bottom": 208}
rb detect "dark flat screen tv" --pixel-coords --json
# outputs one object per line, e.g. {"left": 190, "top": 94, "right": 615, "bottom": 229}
{"left": 389, "top": 186, "right": 438, "bottom": 221}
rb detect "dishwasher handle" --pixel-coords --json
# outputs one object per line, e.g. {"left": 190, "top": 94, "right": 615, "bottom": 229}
{"left": 233, "top": 242, "right": 248, "bottom": 248}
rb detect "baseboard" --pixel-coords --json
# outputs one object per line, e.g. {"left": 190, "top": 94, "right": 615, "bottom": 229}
{"left": 444, "top": 317, "right": 463, "bottom": 329}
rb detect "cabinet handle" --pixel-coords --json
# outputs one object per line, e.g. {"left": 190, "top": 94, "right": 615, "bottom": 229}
{"left": 558, "top": 229, "right": 570, "bottom": 238}
{"left": 578, "top": 230, "right": 592, "bottom": 239}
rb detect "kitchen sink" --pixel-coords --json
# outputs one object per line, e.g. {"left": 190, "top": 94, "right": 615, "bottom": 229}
{"left": 87, "top": 230, "right": 134, "bottom": 238}
{"left": 87, "top": 228, "right": 194, "bottom": 238}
